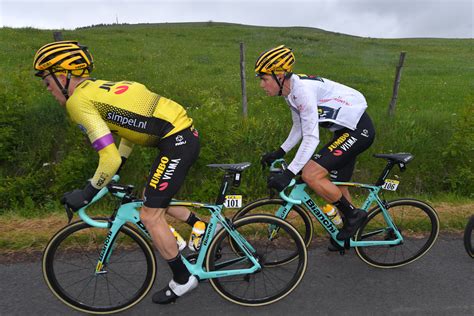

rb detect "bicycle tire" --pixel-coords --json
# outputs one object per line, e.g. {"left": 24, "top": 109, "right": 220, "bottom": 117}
{"left": 43, "top": 219, "right": 156, "bottom": 314}
{"left": 205, "top": 214, "right": 307, "bottom": 306}
{"left": 463, "top": 215, "right": 474, "bottom": 258}
{"left": 234, "top": 198, "right": 313, "bottom": 250}
{"left": 355, "top": 198, "right": 440, "bottom": 268}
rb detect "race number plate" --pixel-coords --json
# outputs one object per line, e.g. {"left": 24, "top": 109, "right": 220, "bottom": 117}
{"left": 224, "top": 195, "right": 242, "bottom": 208}
{"left": 382, "top": 179, "right": 400, "bottom": 191}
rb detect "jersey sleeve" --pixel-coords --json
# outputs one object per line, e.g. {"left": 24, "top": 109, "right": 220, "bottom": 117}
{"left": 281, "top": 109, "right": 302, "bottom": 153}
{"left": 66, "top": 93, "right": 122, "bottom": 188}
{"left": 92, "top": 144, "right": 122, "bottom": 188}
{"left": 286, "top": 85, "right": 320, "bottom": 175}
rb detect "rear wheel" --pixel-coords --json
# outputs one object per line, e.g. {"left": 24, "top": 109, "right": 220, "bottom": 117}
{"left": 43, "top": 220, "right": 156, "bottom": 314}
{"left": 205, "top": 214, "right": 307, "bottom": 306}
{"left": 355, "top": 199, "right": 439, "bottom": 268}
{"left": 233, "top": 198, "right": 313, "bottom": 253}
{"left": 463, "top": 215, "right": 474, "bottom": 258}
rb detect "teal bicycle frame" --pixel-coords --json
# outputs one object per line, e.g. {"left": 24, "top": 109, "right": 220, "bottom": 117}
{"left": 278, "top": 179, "right": 403, "bottom": 249}
{"left": 77, "top": 174, "right": 261, "bottom": 280}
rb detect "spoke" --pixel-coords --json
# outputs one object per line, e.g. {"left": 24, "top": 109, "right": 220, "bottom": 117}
{"left": 107, "top": 265, "right": 144, "bottom": 290}
{"left": 262, "top": 264, "right": 293, "bottom": 282}
{"left": 261, "top": 270, "right": 279, "bottom": 294}
{"left": 53, "top": 262, "right": 91, "bottom": 275}
{"left": 106, "top": 274, "right": 112, "bottom": 307}
{"left": 76, "top": 275, "right": 96, "bottom": 301}
{"left": 61, "top": 272, "right": 97, "bottom": 289}
{"left": 92, "top": 274, "right": 98, "bottom": 306}
{"left": 103, "top": 272, "right": 133, "bottom": 300}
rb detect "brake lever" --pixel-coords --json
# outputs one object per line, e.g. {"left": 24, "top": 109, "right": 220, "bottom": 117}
{"left": 64, "top": 204, "right": 74, "bottom": 224}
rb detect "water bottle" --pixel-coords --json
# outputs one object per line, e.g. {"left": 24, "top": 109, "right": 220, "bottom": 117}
{"left": 322, "top": 204, "right": 343, "bottom": 226}
{"left": 188, "top": 221, "right": 206, "bottom": 251}
{"left": 169, "top": 225, "right": 186, "bottom": 251}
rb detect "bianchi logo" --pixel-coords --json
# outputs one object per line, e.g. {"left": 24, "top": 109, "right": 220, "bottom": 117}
{"left": 175, "top": 134, "right": 187, "bottom": 146}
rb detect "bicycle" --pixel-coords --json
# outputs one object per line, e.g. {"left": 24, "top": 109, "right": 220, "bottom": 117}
{"left": 233, "top": 153, "right": 440, "bottom": 268}
{"left": 463, "top": 214, "right": 474, "bottom": 258}
{"left": 42, "top": 162, "right": 307, "bottom": 314}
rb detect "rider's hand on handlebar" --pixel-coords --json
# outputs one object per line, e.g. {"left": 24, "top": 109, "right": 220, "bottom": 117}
{"left": 267, "top": 169, "right": 294, "bottom": 192}
{"left": 60, "top": 182, "right": 100, "bottom": 212}
{"left": 261, "top": 148, "right": 286, "bottom": 168}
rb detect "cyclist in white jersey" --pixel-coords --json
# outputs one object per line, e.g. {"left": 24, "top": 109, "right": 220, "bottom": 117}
{"left": 256, "top": 45, "right": 375, "bottom": 243}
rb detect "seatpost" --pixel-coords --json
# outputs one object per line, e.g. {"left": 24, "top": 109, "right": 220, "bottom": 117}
{"left": 375, "top": 161, "right": 395, "bottom": 186}
{"left": 215, "top": 172, "right": 234, "bottom": 205}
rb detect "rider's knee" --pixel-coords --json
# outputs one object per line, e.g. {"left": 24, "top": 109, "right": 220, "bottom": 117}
{"left": 301, "top": 170, "right": 313, "bottom": 184}
{"left": 302, "top": 163, "right": 328, "bottom": 185}
{"left": 140, "top": 206, "right": 167, "bottom": 226}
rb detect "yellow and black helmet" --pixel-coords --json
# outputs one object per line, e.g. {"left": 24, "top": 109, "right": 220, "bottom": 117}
{"left": 33, "top": 40, "right": 94, "bottom": 77}
{"left": 255, "top": 45, "right": 295, "bottom": 75}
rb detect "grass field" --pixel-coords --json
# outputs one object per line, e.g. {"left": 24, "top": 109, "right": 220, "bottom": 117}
{"left": 0, "top": 22, "right": 472, "bottom": 218}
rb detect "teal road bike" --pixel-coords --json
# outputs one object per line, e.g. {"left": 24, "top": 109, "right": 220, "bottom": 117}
{"left": 42, "top": 163, "right": 307, "bottom": 314}
{"left": 234, "top": 153, "right": 440, "bottom": 268}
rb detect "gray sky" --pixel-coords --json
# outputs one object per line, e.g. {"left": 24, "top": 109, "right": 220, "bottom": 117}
{"left": 0, "top": 0, "right": 472, "bottom": 38}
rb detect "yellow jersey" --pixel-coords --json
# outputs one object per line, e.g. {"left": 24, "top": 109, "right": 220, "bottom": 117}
{"left": 66, "top": 79, "right": 193, "bottom": 188}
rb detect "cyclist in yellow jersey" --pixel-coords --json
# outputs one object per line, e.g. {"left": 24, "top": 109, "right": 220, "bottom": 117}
{"left": 33, "top": 41, "right": 200, "bottom": 304}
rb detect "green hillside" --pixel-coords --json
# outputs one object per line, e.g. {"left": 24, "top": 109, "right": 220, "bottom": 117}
{"left": 0, "top": 23, "right": 472, "bottom": 212}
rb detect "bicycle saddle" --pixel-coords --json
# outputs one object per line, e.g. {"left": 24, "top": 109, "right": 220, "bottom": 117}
{"left": 207, "top": 162, "right": 252, "bottom": 172}
{"left": 373, "top": 153, "right": 414, "bottom": 164}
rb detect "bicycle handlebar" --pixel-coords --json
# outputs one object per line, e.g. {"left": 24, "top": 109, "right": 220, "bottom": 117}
{"left": 65, "top": 175, "right": 128, "bottom": 227}
{"left": 279, "top": 179, "right": 302, "bottom": 204}
{"left": 269, "top": 159, "right": 287, "bottom": 172}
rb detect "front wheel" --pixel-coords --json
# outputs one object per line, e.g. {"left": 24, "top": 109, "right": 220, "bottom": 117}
{"left": 463, "top": 215, "right": 474, "bottom": 258}
{"left": 205, "top": 214, "right": 307, "bottom": 306}
{"left": 42, "top": 220, "right": 157, "bottom": 314}
{"left": 355, "top": 198, "right": 440, "bottom": 268}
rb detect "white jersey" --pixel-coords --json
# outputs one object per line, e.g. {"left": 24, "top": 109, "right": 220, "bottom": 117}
{"left": 281, "top": 74, "right": 367, "bottom": 174}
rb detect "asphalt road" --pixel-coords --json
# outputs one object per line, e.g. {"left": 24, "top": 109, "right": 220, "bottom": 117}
{"left": 1, "top": 234, "right": 473, "bottom": 316}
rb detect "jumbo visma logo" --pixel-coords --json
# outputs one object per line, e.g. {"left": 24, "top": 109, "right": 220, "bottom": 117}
{"left": 149, "top": 157, "right": 181, "bottom": 191}
{"left": 328, "top": 133, "right": 358, "bottom": 156}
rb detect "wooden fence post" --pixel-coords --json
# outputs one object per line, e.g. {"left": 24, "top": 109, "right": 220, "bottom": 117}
{"left": 388, "top": 51, "right": 407, "bottom": 117}
{"left": 240, "top": 42, "right": 248, "bottom": 118}
{"left": 53, "top": 31, "right": 63, "bottom": 41}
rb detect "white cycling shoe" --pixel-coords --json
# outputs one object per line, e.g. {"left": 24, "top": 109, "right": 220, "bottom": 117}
{"left": 152, "top": 275, "right": 198, "bottom": 304}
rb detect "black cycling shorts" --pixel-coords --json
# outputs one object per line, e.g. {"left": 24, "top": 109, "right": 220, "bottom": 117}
{"left": 143, "top": 127, "right": 200, "bottom": 208}
{"left": 312, "top": 112, "right": 375, "bottom": 182}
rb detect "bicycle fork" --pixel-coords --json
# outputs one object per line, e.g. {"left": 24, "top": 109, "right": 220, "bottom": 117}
{"left": 95, "top": 205, "right": 145, "bottom": 274}
{"left": 94, "top": 220, "right": 126, "bottom": 274}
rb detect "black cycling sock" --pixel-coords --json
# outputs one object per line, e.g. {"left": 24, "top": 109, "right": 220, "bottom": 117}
{"left": 185, "top": 212, "right": 201, "bottom": 228}
{"left": 333, "top": 195, "right": 356, "bottom": 218}
{"left": 167, "top": 255, "right": 190, "bottom": 284}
